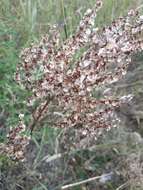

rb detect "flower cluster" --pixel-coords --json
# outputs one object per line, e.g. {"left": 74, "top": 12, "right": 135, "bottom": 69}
{"left": 15, "top": 0, "right": 143, "bottom": 137}
{"left": 3, "top": 115, "right": 29, "bottom": 161}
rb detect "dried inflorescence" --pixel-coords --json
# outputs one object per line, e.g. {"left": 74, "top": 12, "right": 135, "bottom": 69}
{"left": 15, "top": 1, "right": 143, "bottom": 136}
{"left": 0, "top": 114, "right": 29, "bottom": 161}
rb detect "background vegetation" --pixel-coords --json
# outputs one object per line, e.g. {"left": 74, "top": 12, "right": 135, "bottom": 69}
{"left": 1, "top": 0, "right": 143, "bottom": 190}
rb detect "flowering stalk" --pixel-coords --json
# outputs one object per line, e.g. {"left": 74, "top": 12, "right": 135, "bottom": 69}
{"left": 15, "top": 1, "right": 143, "bottom": 137}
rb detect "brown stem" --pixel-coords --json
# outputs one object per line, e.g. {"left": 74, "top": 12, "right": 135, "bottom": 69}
{"left": 29, "top": 95, "right": 54, "bottom": 135}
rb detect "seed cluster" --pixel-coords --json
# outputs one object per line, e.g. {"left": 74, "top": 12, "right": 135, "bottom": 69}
{"left": 8, "top": 0, "right": 143, "bottom": 159}
{"left": 3, "top": 115, "right": 29, "bottom": 161}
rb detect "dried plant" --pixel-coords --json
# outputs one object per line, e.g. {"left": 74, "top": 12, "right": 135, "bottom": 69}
{"left": 3, "top": 0, "right": 143, "bottom": 159}
{"left": 0, "top": 114, "right": 29, "bottom": 161}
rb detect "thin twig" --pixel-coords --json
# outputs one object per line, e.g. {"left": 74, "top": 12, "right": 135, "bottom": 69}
{"left": 116, "top": 182, "right": 129, "bottom": 190}
{"left": 136, "top": 4, "right": 143, "bottom": 11}
{"left": 29, "top": 95, "right": 54, "bottom": 135}
{"left": 61, "top": 173, "right": 111, "bottom": 189}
